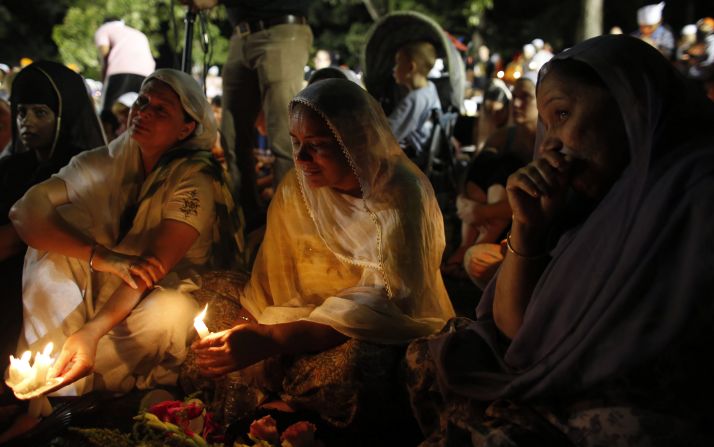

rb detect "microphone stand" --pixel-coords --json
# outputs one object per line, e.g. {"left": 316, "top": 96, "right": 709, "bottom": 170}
{"left": 181, "top": 8, "right": 196, "bottom": 74}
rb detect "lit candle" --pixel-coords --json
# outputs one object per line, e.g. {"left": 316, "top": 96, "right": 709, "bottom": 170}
{"left": 32, "top": 342, "right": 54, "bottom": 388}
{"left": 6, "top": 342, "right": 60, "bottom": 399}
{"left": 194, "top": 304, "right": 210, "bottom": 339}
{"left": 8, "top": 351, "right": 32, "bottom": 385}
{"left": 5, "top": 344, "right": 58, "bottom": 419}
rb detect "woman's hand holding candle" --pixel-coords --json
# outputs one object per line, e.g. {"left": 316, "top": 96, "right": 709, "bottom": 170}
{"left": 45, "top": 328, "right": 98, "bottom": 393}
{"left": 192, "top": 323, "right": 279, "bottom": 377}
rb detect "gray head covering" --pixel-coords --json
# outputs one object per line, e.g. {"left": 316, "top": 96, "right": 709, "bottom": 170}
{"left": 432, "top": 35, "right": 714, "bottom": 401}
{"left": 141, "top": 68, "right": 217, "bottom": 152}
{"left": 103, "top": 68, "right": 218, "bottom": 171}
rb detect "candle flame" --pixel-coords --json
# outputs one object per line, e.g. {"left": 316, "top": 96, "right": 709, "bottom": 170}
{"left": 195, "top": 304, "right": 208, "bottom": 323}
{"left": 7, "top": 343, "right": 58, "bottom": 397}
{"left": 193, "top": 304, "right": 210, "bottom": 339}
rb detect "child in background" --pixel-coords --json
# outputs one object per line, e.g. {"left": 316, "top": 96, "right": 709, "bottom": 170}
{"left": 209, "top": 95, "right": 227, "bottom": 167}
{"left": 111, "top": 91, "right": 138, "bottom": 139}
{"left": 388, "top": 41, "right": 441, "bottom": 168}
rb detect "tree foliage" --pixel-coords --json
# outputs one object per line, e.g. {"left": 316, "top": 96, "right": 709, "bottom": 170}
{"left": 308, "top": 0, "right": 494, "bottom": 69}
{"left": 0, "top": 0, "right": 73, "bottom": 64}
{"left": 52, "top": 0, "right": 229, "bottom": 79}
{"left": 8, "top": 0, "right": 706, "bottom": 81}
{"left": 3, "top": 0, "right": 493, "bottom": 76}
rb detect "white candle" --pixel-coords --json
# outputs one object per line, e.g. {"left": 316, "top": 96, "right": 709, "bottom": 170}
{"left": 32, "top": 342, "right": 54, "bottom": 388}
{"left": 8, "top": 351, "right": 32, "bottom": 385}
{"left": 194, "top": 304, "right": 210, "bottom": 339}
{"left": 7, "top": 343, "right": 57, "bottom": 390}
{"left": 28, "top": 396, "right": 53, "bottom": 418}
{"left": 8, "top": 350, "right": 36, "bottom": 394}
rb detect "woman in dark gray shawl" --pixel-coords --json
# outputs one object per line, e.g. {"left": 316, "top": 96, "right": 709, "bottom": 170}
{"left": 407, "top": 35, "right": 714, "bottom": 446}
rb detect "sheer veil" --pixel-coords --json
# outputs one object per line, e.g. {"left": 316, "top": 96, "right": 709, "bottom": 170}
{"left": 240, "top": 79, "right": 454, "bottom": 343}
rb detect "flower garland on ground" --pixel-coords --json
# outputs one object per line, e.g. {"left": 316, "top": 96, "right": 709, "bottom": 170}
{"left": 52, "top": 397, "right": 222, "bottom": 447}
{"left": 50, "top": 398, "right": 321, "bottom": 447}
{"left": 132, "top": 398, "right": 222, "bottom": 446}
{"left": 235, "top": 414, "right": 321, "bottom": 447}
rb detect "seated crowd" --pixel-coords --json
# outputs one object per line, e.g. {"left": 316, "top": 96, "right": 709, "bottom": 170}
{"left": 1, "top": 33, "right": 713, "bottom": 446}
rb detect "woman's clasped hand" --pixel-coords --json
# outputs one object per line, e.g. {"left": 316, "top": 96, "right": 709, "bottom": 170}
{"left": 90, "top": 244, "right": 166, "bottom": 289}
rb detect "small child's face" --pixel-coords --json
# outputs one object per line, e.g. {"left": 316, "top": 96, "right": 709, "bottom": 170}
{"left": 639, "top": 24, "right": 657, "bottom": 37}
{"left": 392, "top": 50, "right": 412, "bottom": 86}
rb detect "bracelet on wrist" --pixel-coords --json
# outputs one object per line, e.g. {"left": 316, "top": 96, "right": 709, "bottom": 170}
{"left": 89, "top": 243, "right": 99, "bottom": 273}
{"left": 506, "top": 231, "right": 549, "bottom": 260}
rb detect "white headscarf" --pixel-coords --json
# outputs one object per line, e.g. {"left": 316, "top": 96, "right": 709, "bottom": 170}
{"left": 142, "top": 68, "right": 217, "bottom": 152}
{"left": 240, "top": 79, "right": 454, "bottom": 344}
{"left": 22, "top": 68, "right": 232, "bottom": 347}
{"left": 115, "top": 91, "right": 138, "bottom": 108}
{"left": 637, "top": 2, "right": 665, "bottom": 26}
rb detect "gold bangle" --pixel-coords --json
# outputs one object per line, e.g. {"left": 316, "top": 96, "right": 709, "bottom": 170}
{"left": 506, "top": 232, "right": 549, "bottom": 260}
{"left": 88, "top": 243, "right": 98, "bottom": 273}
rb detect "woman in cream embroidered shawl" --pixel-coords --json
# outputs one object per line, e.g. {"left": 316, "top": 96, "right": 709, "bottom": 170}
{"left": 10, "top": 69, "right": 242, "bottom": 397}
{"left": 192, "top": 78, "right": 454, "bottom": 424}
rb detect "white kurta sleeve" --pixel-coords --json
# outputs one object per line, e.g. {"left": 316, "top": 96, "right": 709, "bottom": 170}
{"left": 162, "top": 170, "right": 215, "bottom": 237}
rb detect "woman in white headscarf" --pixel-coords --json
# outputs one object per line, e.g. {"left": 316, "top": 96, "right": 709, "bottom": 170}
{"left": 10, "top": 69, "right": 243, "bottom": 396}
{"left": 191, "top": 78, "right": 454, "bottom": 427}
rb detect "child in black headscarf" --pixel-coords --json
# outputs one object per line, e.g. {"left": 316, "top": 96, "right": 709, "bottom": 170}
{"left": 0, "top": 61, "right": 105, "bottom": 379}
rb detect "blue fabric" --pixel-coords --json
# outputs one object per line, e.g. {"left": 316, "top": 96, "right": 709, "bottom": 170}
{"left": 388, "top": 81, "right": 441, "bottom": 160}
{"left": 631, "top": 25, "right": 675, "bottom": 58}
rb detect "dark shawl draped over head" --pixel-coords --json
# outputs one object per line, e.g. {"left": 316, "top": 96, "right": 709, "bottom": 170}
{"left": 9, "top": 60, "right": 105, "bottom": 173}
{"left": 432, "top": 35, "right": 714, "bottom": 401}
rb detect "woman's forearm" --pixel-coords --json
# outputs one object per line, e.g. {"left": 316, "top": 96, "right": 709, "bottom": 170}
{"left": 10, "top": 181, "right": 94, "bottom": 262}
{"left": 493, "top": 222, "right": 550, "bottom": 339}
{"left": 82, "top": 220, "right": 200, "bottom": 340}
{"left": 266, "top": 320, "right": 347, "bottom": 356}
{"left": 480, "top": 200, "right": 513, "bottom": 222}
{"left": 81, "top": 282, "right": 147, "bottom": 339}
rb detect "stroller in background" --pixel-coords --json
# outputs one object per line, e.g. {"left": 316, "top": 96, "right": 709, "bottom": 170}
{"left": 362, "top": 11, "right": 466, "bottom": 196}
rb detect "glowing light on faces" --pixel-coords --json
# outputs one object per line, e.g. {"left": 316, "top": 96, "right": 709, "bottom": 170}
{"left": 289, "top": 105, "right": 360, "bottom": 196}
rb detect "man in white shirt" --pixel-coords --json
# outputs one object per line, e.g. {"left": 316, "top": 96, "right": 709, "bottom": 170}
{"left": 95, "top": 18, "right": 156, "bottom": 116}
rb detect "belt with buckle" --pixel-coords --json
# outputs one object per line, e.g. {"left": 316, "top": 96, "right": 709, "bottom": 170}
{"left": 236, "top": 14, "right": 307, "bottom": 36}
